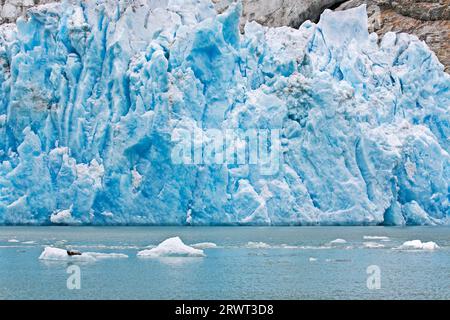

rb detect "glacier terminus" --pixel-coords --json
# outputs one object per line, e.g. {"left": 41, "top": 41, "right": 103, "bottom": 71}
{"left": 0, "top": 0, "right": 448, "bottom": 225}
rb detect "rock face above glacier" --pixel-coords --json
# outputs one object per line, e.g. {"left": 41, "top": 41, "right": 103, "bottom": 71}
{"left": 0, "top": 0, "right": 448, "bottom": 225}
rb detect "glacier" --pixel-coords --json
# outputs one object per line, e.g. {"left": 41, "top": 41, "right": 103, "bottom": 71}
{"left": 0, "top": 0, "right": 448, "bottom": 225}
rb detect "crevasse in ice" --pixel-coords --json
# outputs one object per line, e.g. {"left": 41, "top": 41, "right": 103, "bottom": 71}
{"left": 0, "top": 0, "right": 448, "bottom": 225}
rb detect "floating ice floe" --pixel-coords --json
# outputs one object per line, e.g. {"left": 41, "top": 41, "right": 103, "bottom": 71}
{"left": 7, "top": 239, "right": 19, "bottom": 243}
{"left": 309, "top": 257, "right": 318, "bottom": 262}
{"left": 39, "top": 247, "right": 96, "bottom": 262}
{"left": 246, "top": 242, "right": 272, "bottom": 249}
{"left": 190, "top": 242, "right": 218, "bottom": 249}
{"left": 83, "top": 252, "right": 129, "bottom": 259}
{"left": 396, "top": 240, "right": 440, "bottom": 251}
{"left": 329, "top": 239, "right": 347, "bottom": 245}
{"left": 363, "top": 236, "right": 390, "bottom": 241}
{"left": 137, "top": 237, "right": 205, "bottom": 258}
{"left": 39, "top": 247, "right": 128, "bottom": 261}
{"left": 363, "top": 242, "right": 385, "bottom": 249}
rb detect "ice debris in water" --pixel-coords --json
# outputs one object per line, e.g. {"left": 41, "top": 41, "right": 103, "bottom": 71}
{"left": 137, "top": 237, "right": 205, "bottom": 257}
{"left": 363, "top": 242, "right": 385, "bottom": 248}
{"left": 329, "top": 239, "right": 347, "bottom": 245}
{"left": 363, "top": 236, "right": 390, "bottom": 241}
{"left": 39, "top": 247, "right": 95, "bottom": 261}
{"left": 246, "top": 241, "right": 272, "bottom": 249}
{"left": 0, "top": 0, "right": 448, "bottom": 226}
{"left": 39, "top": 247, "right": 128, "bottom": 261}
{"left": 190, "top": 242, "right": 218, "bottom": 249}
{"left": 396, "top": 240, "right": 440, "bottom": 250}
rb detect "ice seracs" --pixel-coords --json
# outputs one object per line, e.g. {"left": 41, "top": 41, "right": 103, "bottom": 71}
{"left": 137, "top": 237, "right": 205, "bottom": 257}
{"left": 0, "top": 0, "right": 448, "bottom": 226}
{"left": 50, "top": 207, "right": 78, "bottom": 225}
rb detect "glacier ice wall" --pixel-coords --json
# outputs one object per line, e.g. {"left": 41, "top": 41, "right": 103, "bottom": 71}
{"left": 0, "top": 0, "right": 448, "bottom": 225}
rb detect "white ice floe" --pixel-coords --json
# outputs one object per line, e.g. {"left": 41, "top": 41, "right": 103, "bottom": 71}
{"left": 22, "top": 241, "right": 36, "bottom": 244}
{"left": 329, "top": 239, "right": 347, "bottom": 245}
{"left": 83, "top": 252, "right": 129, "bottom": 259}
{"left": 363, "top": 242, "right": 385, "bottom": 249}
{"left": 39, "top": 247, "right": 128, "bottom": 261}
{"left": 309, "top": 257, "right": 318, "bottom": 262}
{"left": 396, "top": 240, "right": 440, "bottom": 251}
{"left": 7, "top": 239, "right": 19, "bottom": 243}
{"left": 363, "top": 236, "right": 390, "bottom": 241}
{"left": 246, "top": 241, "right": 272, "bottom": 249}
{"left": 190, "top": 242, "right": 218, "bottom": 249}
{"left": 137, "top": 237, "right": 205, "bottom": 258}
{"left": 39, "top": 247, "right": 96, "bottom": 262}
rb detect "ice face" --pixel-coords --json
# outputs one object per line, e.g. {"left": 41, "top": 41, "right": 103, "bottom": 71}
{"left": 0, "top": 1, "right": 448, "bottom": 225}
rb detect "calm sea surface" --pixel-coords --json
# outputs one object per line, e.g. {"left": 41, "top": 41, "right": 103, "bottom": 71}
{"left": 0, "top": 226, "right": 448, "bottom": 299}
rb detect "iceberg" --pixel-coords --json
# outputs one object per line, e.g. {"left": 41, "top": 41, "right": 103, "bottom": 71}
{"left": 39, "top": 246, "right": 128, "bottom": 261}
{"left": 329, "top": 238, "right": 347, "bottom": 245}
{"left": 363, "top": 242, "right": 385, "bottom": 249}
{"left": 0, "top": 0, "right": 448, "bottom": 225}
{"left": 190, "top": 242, "right": 218, "bottom": 249}
{"left": 137, "top": 237, "right": 205, "bottom": 257}
{"left": 396, "top": 240, "right": 440, "bottom": 250}
{"left": 39, "top": 247, "right": 96, "bottom": 261}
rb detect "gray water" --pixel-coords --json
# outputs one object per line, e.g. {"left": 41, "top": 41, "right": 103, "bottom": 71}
{"left": 0, "top": 226, "right": 448, "bottom": 300}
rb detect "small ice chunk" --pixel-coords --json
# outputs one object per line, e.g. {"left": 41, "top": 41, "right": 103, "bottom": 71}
{"left": 397, "top": 240, "right": 439, "bottom": 250}
{"left": 246, "top": 241, "right": 271, "bottom": 249}
{"left": 137, "top": 237, "right": 205, "bottom": 257}
{"left": 363, "top": 236, "right": 390, "bottom": 241}
{"left": 39, "top": 247, "right": 96, "bottom": 262}
{"left": 309, "top": 257, "right": 318, "bottom": 262}
{"left": 363, "top": 242, "right": 385, "bottom": 248}
{"left": 190, "top": 242, "right": 217, "bottom": 249}
{"left": 329, "top": 238, "right": 347, "bottom": 245}
{"left": 7, "top": 239, "right": 19, "bottom": 243}
{"left": 83, "top": 252, "right": 128, "bottom": 259}
{"left": 22, "top": 241, "right": 36, "bottom": 244}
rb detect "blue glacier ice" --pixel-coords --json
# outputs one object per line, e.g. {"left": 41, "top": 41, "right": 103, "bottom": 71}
{"left": 0, "top": 0, "right": 448, "bottom": 225}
